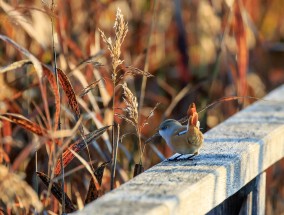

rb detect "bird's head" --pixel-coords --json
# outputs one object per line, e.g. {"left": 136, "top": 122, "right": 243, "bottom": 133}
{"left": 158, "top": 119, "right": 182, "bottom": 142}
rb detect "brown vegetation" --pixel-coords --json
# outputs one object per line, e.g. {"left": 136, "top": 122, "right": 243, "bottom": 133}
{"left": 0, "top": 0, "right": 284, "bottom": 214}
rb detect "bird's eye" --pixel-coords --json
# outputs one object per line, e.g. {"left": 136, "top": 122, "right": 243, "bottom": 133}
{"left": 161, "top": 126, "right": 168, "bottom": 130}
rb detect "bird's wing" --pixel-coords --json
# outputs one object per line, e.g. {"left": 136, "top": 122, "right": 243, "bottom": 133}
{"left": 174, "top": 126, "right": 188, "bottom": 136}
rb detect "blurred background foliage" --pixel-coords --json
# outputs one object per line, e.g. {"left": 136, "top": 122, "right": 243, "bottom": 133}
{"left": 0, "top": 0, "right": 284, "bottom": 214}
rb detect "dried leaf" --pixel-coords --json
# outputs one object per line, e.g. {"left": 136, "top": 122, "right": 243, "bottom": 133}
{"left": 0, "top": 59, "right": 31, "bottom": 74}
{"left": 79, "top": 79, "right": 101, "bottom": 98}
{"left": 115, "top": 66, "right": 153, "bottom": 85}
{"left": 54, "top": 126, "right": 110, "bottom": 175}
{"left": 42, "top": 65, "right": 60, "bottom": 131}
{"left": 0, "top": 113, "right": 47, "bottom": 136}
{"left": 36, "top": 172, "right": 76, "bottom": 213}
{"left": 94, "top": 161, "right": 110, "bottom": 185}
{"left": 84, "top": 161, "right": 109, "bottom": 204}
{"left": 74, "top": 50, "right": 105, "bottom": 71}
{"left": 57, "top": 68, "right": 83, "bottom": 134}
{"left": 125, "top": 66, "right": 153, "bottom": 77}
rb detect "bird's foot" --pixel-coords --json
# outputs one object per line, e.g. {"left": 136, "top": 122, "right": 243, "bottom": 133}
{"left": 185, "top": 154, "right": 196, "bottom": 160}
{"left": 167, "top": 154, "right": 183, "bottom": 161}
{"left": 170, "top": 154, "right": 197, "bottom": 161}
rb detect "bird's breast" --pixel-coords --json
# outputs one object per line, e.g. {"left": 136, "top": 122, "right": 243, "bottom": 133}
{"left": 170, "top": 126, "right": 203, "bottom": 155}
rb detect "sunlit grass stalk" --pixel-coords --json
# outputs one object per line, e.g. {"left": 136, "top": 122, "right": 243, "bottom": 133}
{"left": 99, "top": 8, "right": 128, "bottom": 190}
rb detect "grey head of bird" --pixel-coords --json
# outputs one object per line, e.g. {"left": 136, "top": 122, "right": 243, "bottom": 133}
{"left": 158, "top": 119, "right": 183, "bottom": 144}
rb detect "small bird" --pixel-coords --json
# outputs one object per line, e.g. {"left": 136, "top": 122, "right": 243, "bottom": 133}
{"left": 158, "top": 103, "right": 204, "bottom": 160}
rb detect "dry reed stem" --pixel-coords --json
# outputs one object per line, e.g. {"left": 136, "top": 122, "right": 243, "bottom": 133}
{"left": 99, "top": 8, "right": 128, "bottom": 190}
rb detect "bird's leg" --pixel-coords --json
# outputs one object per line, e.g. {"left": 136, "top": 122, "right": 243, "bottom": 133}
{"left": 176, "top": 152, "right": 199, "bottom": 161}
{"left": 185, "top": 151, "right": 199, "bottom": 160}
{"left": 167, "top": 154, "right": 183, "bottom": 161}
{"left": 185, "top": 154, "right": 196, "bottom": 160}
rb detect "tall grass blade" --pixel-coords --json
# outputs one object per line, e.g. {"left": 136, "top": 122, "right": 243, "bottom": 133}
{"left": 36, "top": 172, "right": 76, "bottom": 213}
{"left": 57, "top": 68, "right": 83, "bottom": 134}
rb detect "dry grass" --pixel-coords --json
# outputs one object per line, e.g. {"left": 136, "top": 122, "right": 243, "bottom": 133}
{"left": 0, "top": 0, "right": 284, "bottom": 214}
{"left": 0, "top": 165, "right": 43, "bottom": 213}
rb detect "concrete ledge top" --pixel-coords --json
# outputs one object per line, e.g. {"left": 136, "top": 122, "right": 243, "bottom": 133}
{"left": 74, "top": 85, "right": 284, "bottom": 215}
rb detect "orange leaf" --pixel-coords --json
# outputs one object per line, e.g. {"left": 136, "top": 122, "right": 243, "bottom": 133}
{"left": 0, "top": 113, "right": 47, "bottom": 136}
{"left": 57, "top": 68, "right": 83, "bottom": 134}
{"left": 42, "top": 65, "right": 60, "bottom": 131}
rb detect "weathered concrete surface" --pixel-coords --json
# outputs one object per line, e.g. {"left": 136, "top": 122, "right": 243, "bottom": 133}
{"left": 74, "top": 85, "right": 284, "bottom": 215}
